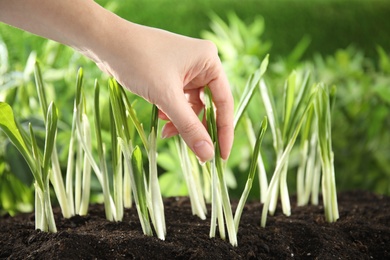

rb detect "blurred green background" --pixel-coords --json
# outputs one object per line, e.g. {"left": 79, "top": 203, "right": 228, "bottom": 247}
{"left": 1, "top": 0, "right": 389, "bottom": 215}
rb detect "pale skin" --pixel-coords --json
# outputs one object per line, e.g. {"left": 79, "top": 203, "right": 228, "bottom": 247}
{"left": 0, "top": 0, "right": 234, "bottom": 163}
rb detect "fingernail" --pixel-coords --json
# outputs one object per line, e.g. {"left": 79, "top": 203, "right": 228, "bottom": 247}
{"left": 193, "top": 141, "right": 214, "bottom": 163}
{"left": 161, "top": 125, "right": 176, "bottom": 139}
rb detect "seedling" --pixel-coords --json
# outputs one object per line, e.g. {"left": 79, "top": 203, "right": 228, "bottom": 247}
{"left": 0, "top": 101, "right": 57, "bottom": 232}
{"left": 205, "top": 86, "right": 268, "bottom": 246}
{"left": 234, "top": 55, "right": 269, "bottom": 203}
{"left": 314, "top": 84, "right": 339, "bottom": 222}
{"left": 109, "top": 79, "right": 166, "bottom": 239}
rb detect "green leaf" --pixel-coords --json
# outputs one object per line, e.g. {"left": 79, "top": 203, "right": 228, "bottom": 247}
{"left": 0, "top": 102, "right": 35, "bottom": 173}
{"left": 131, "top": 146, "right": 146, "bottom": 205}
{"left": 34, "top": 62, "right": 48, "bottom": 119}
{"left": 282, "top": 71, "right": 297, "bottom": 140}
{"left": 150, "top": 105, "right": 159, "bottom": 133}
{"left": 109, "top": 79, "right": 134, "bottom": 145}
{"left": 234, "top": 117, "right": 267, "bottom": 230}
{"left": 157, "top": 152, "right": 178, "bottom": 172}
{"left": 131, "top": 145, "right": 152, "bottom": 235}
{"left": 259, "top": 79, "right": 282, "bottom": 151}
{"left": 119, "top": 85, "right": 149, "bottom": 150}
{"left": 285, "top": 72, "right": 311, "bottom": 141}
{"left": 75, "top": 68, "right": 84, "bottom": 108}
{"left": 28, "top": 123, "right": 44, "bottom": 189}
{"left": 204, "top": 86, "right": 222, "bottom": 168}
{"left": 375, "top": 84, "right": 390, "bottom": 105}
{"left": 234, "top": 55, "right": 269, "bottom": 128}
{"left": 377, "top": 45, "right": 390, "bottom": 73}
{"left": 248, "top": 117, "right": 268, "bottom": 181}
{"left": 42, "top": 102, "right": 58, "bottom": 178}
{"left": 94, "top": 80, "right": 104, "bottom": 157}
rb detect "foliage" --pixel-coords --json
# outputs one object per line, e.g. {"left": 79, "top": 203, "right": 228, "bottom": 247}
{"left": 0, "top": 1, "right": 389, "bottom": 239}
{"left": 202, "top": 11, "right": 390, "bottom": 199}
{"left": 310, "top": 46, "right": 390, "bottom": 195}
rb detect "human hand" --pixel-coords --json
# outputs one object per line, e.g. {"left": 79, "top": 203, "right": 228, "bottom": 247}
{"left": 0, "top": 0, "right": 234, "bottom": 163}
{"left": 92, "top": 23, "right": 234, "bottom": 163}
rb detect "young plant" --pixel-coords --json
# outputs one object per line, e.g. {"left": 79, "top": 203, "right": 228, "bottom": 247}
{"left": 204, "top": 86, "right": 237, "bottom": 246}
{"left": 34, "top": 62, "right": 73, "bottom": 218}
{"left": 296, "top": 106, "right": 322, "bottom": 206}
{"left": 93, "top": 79, "right": 115, "bottom": 220}
{"left": 234, "top": 55, "right": 269, "bottom": 203}
{"left": 0, "top": 101, "right": 57, "bottom": 232}
{"left": 109, "top": 79, "right": 166, "bottom": 239}
{"left": 72, "top": 68, "right": 93, "bottom": 216}
{"left": 259, "top": 71, "right": 316, "bottom": 227}
{"left": 147, "top": 105, "right": 166, "bottom": 239}
{"left": 314, "top": 84, "right": 339, "bottom": 222}
{"left": 201, "top": 12, "right": 271, "bottom": 91}
{"left": 175, "top": 136, "right": 207, "bottom": 220}
{"left": 234, "top": 117, "right": 267, "bottom": 231}
{"left": 204, "top": 85, "right": 268, "bottom": 246}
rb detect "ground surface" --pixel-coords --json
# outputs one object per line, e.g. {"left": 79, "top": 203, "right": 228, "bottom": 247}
{"left": 1, "top": 191, "right": 389, "bottom": 259}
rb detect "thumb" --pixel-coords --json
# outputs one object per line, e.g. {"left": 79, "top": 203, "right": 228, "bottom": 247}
{"left": 160, "top": 93, "right": 214, "bottom": 163}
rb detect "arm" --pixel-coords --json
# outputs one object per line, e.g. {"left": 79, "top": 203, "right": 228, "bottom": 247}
{"left": 0, "top": 0, "right": 234, "bottom": 163}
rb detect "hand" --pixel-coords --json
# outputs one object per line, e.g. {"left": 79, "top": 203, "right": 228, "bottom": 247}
{"left": 92, "top": 23, "right": 234, "bottom": 162}
{"left": 0, "top": 0, "right": 234, "bottom": 163}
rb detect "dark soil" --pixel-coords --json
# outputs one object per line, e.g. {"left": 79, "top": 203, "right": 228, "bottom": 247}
{"left": 1, "top": 191, "right": 389, "bottom": 259}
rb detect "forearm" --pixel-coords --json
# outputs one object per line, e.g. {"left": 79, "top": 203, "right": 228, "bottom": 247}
{"left": 0, "top": 0, "right": 125, "bottom": 62}
{"left": 0, "top": 0, "right": 234, "bottom": 162}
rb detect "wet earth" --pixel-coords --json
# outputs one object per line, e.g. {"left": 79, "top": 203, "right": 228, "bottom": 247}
{"left": 1, "top": 191, "right": 389, "bottom": 259}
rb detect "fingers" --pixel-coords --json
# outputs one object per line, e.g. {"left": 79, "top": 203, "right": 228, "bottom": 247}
{"left": 207, "top": 69, "right": 234, "bottom": 160}
{"left": 158, "top": 110, "right": 169, "bottom": 120}
{"left": 159, "top": 92, "right": 215, "bottom": 163}
{"left": 161, "top": 121, "right": 178, "bottom": 139}
{"left": 160, "top": 70, "right": 234, "bottom": 161}
{"left": 161, "top": 88, "right": 206, "bottom": 139}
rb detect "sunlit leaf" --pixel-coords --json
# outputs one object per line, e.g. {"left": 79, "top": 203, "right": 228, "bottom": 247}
{"left": 0, "top": 102, "right": 35, "bottom": 174}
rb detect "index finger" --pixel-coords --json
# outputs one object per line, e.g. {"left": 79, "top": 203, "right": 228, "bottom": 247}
{"left": 207, "top": 66, "right": 234, "bottom": 160}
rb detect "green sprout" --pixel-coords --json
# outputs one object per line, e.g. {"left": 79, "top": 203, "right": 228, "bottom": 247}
{"left": 234, "top": 117, "right": 267, "bottom": 231}
{"left": 35, "top": 62, "right": 73, "bottom": 218}
{"left": 0, "top": 49, "right": 340, "bottom": 245}
{"left": 0, "top": 101, "right": 57, "bottom": 232}
{"left": 204, "top": 86, "right": 237, "bottom": 246}
{"left": 234, "top": 55, "right": 269, "bottom": 203}
{"left": 205, "top": 86, "right": 268, "bottom": 246}
{"left": 314, "top": 84, "right": 339, "bottom": 222}
{"left": 259, "top": 71, "right": 316, "bottom": 227}
{"left": 109, "top": 79, "right": 166, "bottom": 240}
{"left": 175, "top": 136, "right": 207, "bottom": 220}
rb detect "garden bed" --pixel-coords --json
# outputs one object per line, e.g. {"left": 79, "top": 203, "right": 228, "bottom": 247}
{"left": 1, "top": 190, "right": 389, "bottom": 259}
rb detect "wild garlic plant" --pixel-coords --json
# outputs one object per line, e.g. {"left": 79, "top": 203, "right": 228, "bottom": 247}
{"left": 0, "top": 101, "right": 58, "bottom": 232}
{"left": 0, "top": 52, "right": 339, "bottom": 245}
{"left": 233, "top": 55, "right": 269, "bottom": 203}
{"left": 258, "top": 69, "right": 339, "bottom": 227}
{"left": 0, "top": 63, "right": 100, "bottom": 231}
{"left": 109, "top": 79, "right": 166, "bottom": 240}
{"left": 1, "top": 63, "right": 168, "bottom": 239}
{"left": 201, "top": 12, "right": 339, "bottom": 228}
{"left": 259, "top": 71, "right": 317, "bottom": 227}
{"left": 204, "top": 86, "right": 237, "bottom": 246}
{"left": 34, "top": 63, "right": 75, "bottom": 219}
{"left": 314, "top": 84, "right": 339, "bottom": 222}
{"left": 204, "top": 86, "right": 268, "bottom": 246}
{"left": 175, "top": 136, "right": 208, "bottom": 220}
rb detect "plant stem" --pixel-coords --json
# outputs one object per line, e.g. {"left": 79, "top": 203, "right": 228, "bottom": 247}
{"left": 176, "top": 137, "right": 207, "bottom": 220}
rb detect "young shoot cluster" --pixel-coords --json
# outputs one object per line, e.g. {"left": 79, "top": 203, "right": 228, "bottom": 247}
{"left": 0, "top": 62, "right": 166, "bottom": 239}
{"left": 0, "top": 55, "right": 339, "bottom": 246}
